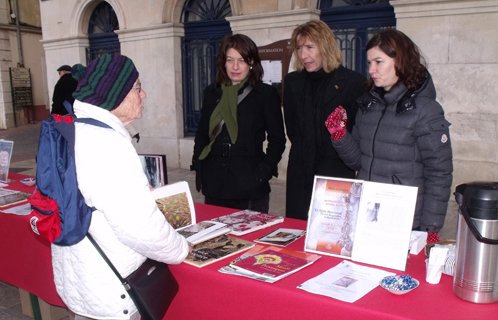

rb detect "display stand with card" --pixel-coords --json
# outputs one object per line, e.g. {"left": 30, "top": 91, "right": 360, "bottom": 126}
{"left": 305, "top": 176, "right": 418, "bottom": 271}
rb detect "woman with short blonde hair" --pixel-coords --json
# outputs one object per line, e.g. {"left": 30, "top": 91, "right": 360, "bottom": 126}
{"left": 290, "top": 20, "right": 342, "bottom": 73}
{"left": 283, "top": 20, "right": 366, "bottom": 221}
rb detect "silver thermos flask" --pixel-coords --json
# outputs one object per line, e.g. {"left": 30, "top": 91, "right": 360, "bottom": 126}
{"left": 453, "top": 182, "right": 498, "bottom": 303}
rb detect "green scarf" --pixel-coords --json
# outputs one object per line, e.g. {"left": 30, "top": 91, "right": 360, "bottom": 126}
{"left": 199, "top": 78, "right": 248, "bottom": 160}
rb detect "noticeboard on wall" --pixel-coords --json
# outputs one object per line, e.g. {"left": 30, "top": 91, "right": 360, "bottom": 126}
{"left": 258, "top": 39, "right": 292, "bottom": 100}
{"left": 9, "top": 67, "right": 34, "bottom": 126}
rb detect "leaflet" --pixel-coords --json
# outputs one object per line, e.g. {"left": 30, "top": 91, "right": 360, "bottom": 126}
{"left": 298, "top": 260, "right": 395, "bottom": 303}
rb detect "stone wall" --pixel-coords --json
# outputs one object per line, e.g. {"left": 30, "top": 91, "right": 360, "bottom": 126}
{"left": 392, "top": 0, "right": 498, "bottom": 192}
{"left": 38, "top": 0, "right": 498, "bottom": 189}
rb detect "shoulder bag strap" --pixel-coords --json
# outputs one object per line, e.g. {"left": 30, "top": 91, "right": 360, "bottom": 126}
{"left": 75, "top": 117, "right": 113, "bottom": 129}
{"left": 87, "top": 234, "right": 127, "bottom": 284}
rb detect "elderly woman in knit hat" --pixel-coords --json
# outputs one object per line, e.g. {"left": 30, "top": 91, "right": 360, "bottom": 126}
{"left": 51, "top": 54, "right": 189, "bottom": 320}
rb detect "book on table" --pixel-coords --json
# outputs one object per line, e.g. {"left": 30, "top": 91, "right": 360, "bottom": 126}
{"left": 152, "top": 181, "right": 196, "bottom": 229}
{"left": 210, "top": 209, "right": 284, "bottom": 236}
{"left": 254, "top": 228, "right": 306, "bottom": 247}
{"left": 305, "top": 176, "right": 418, "bottom": 271}
{"left": 219, "top": 245, "right": 321, "bottom": 282}
{"left": 176, "top": 220, "right": 231, "bottom": 245}
{"left": 0, "top": 188, "right": 30, "bottom": 207}
{"left": 183, "top": 234, "right": 255, "bottom": 268}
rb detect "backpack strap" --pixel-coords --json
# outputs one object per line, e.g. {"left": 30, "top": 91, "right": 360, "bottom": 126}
{"left": 62, "top": 100, "right": 112, "bottom": 130}
{"left": 63, "top": 100, "right": 73, "bottom": 115}
{"left": 75, "top": 118, "right": 112, "bottom": 129}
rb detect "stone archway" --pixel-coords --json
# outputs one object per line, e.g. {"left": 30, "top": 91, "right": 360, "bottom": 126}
{"left": 71, "top": 0, "right": 125, "bottom": 37}
{"left": 163, "top": 0, "right": 241, "bottom": 23}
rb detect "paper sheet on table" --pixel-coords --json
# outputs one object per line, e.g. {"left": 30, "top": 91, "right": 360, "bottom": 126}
{"left": 297, "top": 260, "right": 395, "bottom": 303}
{"left": 2, "top": 203, "right": 31, "bottom": 215}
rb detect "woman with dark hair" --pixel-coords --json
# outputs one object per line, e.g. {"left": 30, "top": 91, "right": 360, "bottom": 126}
{"left": 192, "top": 34, "right": 286, "bottom": 213}
{"left": 326, "top": 29, "right": 453, "bottom": 240}
{"left": 283, "top": 20, "right": 366, "bottom": 220}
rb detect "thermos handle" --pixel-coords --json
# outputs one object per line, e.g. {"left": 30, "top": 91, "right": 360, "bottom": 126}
{"left": 460, "top": 205, "right": 498, "bottom": 245}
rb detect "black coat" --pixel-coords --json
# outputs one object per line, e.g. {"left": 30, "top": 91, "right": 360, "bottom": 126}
{"left": 283, "top": 66, "right": 366, "bottom": 220}
{"left": 332, "top": 73, "right": 453, "bottom": 232}
{"left": 51, "top": 73, "right": 78, "bottom": 115}
{"left": 192, "top": 81, "right": 286, "bottom": 200}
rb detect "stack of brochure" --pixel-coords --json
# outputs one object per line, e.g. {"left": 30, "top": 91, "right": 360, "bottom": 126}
{"left": 219, "top": 245, "right": 321, "bottom": 283}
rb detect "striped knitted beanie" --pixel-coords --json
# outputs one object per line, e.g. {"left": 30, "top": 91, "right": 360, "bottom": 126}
{"left": 72, "top": 54, "right": 139, "bottom": 111}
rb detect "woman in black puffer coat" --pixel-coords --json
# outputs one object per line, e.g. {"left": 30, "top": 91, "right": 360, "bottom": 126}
{"left": 326, "top": 29, "right": 453, "bottom": 238}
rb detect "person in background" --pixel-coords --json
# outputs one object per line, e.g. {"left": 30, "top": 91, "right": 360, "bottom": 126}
{"left": 283, "top": 20, "right": 366, "bottom": 220}
{"left": 51, "top": 65, "right": 78, "bottom": 115}
{"left": 52, "top": 55, "right": 190, "bottom": 320}
{"left": 325, "top": 29, "right": 453, "bottom": 242}
{"left": 191, "top": 34, "right": 286, "bottom": 214}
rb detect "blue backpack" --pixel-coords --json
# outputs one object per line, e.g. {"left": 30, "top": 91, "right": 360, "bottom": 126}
{"left": 28, "top": 102, "right": 111, "bottom": 246}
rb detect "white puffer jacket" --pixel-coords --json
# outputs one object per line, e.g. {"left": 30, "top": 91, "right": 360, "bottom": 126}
{"left": 52, "top": 100, "right": 189, "bottom": 319}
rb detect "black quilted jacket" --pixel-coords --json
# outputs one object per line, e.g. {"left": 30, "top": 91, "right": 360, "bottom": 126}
{"left": 332, "top": 72, "right": 453, "bottom": 233}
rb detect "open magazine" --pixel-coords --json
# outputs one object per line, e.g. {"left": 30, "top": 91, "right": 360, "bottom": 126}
{"left": 152, "top": 181, "right": 195, "bottom": 229}
{"left": 176, "top": 220, "right": 231, "bottom": 245}
{"left": 184, "top": 234, "right": 255, "bottom": 268}
{"left": 305, "top": 176, "right": 418, "bottom": 271}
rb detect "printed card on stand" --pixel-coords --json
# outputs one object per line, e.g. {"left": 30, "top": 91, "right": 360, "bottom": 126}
{"left": 305, "top": 176, "right": 418, "bottom": 271}
{"left": 0, "top": 140, "right": 14, "bottom": 183}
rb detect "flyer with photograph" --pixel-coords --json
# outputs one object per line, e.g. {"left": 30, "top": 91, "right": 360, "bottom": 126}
{"left": 297, "top": 260, "right": 395, "bottom": 303}
{"left": 305, "top": 176, "right": 418, "bottom": 271}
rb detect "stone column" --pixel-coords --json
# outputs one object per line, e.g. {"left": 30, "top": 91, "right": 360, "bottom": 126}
{"left": 117, "top": 23, "right": 186, "bottom": 168}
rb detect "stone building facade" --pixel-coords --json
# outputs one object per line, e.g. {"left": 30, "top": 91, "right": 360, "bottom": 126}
{"left": 38, "top": 0, "right": 498, "bottom": 195}
{"left": 0, "top": 0, "right": 45, "bottom": 128}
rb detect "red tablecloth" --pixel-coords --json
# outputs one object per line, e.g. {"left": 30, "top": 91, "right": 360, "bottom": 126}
{"left": 0, "top": 173, "right": 64, "bottom": 306}
{"left": 1, "top": 174, "right": 497, "bottom": 319}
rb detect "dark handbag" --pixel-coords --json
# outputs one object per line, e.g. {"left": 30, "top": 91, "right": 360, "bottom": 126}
{"left": 87, "top": 234, "right": 179, "bottom": 320}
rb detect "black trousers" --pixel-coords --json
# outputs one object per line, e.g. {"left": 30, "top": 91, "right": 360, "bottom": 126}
{"left": 204, "top": 194, "right": 270, "bottom": 214}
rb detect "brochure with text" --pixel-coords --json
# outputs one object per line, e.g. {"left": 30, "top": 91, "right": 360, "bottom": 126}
{"left": 305, "top": 176, "right": 418, "bottom": 271}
